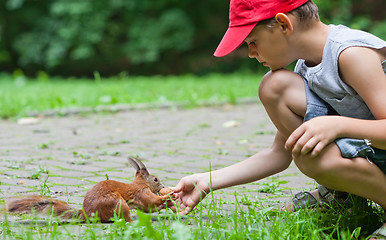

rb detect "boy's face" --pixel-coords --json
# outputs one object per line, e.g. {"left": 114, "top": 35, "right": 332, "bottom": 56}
{"left": 244, "top": 24, "right": 293, "bottom": 71}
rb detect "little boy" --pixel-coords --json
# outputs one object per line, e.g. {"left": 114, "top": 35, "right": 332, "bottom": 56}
{"left": 172, "top": 0, "right": 386, "bottom": 238}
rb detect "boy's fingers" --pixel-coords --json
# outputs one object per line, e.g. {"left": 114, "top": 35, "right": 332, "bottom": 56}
{"left": 300, "top": 138, "right": 317, "bottom": 155}
{"left": 176, "top": 206, "right": 190, "bottom": 215}
{"left": 175, "top": 203, "right": 186, "bottom": 215}
{"left": 170, "top": 189, "right": 182, "bottom": 195}
{"left": 184, "top": 206, "right": 191, "bottom": 215}
{"left": 293, "top": 133, "right": 310, "bottom": 154}
{"left": 285, "top": 136, "right": 295, "bottom": 150}
{"left": 310, "top": 142, "right": 324, "bottom": 157}
{"left": 171, "top": 192, "right": 179, "bottom": 199}
{"left": 170, "top": 182, "right": 184, "bottom": 193}
{"left": 169, "top": 206, "right": 176, "bottom": 212}
{"left": 285, "top": 127, "right": 305, "bottom": 151}
{"left": 168, "top": 199, "right": 184, "bottom": 213}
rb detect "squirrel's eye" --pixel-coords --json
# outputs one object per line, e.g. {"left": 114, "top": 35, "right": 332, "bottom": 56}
{"left": 153, "top": 177, "right": 158, "bottom": 182}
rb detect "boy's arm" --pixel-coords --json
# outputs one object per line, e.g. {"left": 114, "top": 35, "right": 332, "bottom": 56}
{"left": 286, "top": 47, "right": 386, "bottom": 155}
{"left": 172, "top": 132, "right": 292, "bottom": 214}
{"left": 337, "top": 46, "right": 386, "bottom": 149}
{"left": 208, "top": 132, "right": 292, "bottom": 190}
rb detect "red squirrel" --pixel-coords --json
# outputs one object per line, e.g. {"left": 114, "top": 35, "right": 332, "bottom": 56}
{"left": 6, "top": 157, "right": 174, "bottom": 222}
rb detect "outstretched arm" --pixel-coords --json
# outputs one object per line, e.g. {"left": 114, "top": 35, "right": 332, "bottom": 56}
{"left": 172, "top": 132, "right": 292, "bottom": 214}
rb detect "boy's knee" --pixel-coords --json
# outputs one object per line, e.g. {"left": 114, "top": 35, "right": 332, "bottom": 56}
{"left": 294, "top": 152, "right": 352, "bottom": 187}
{"left": 293, "top": 154, "right": 335, "bottom": 182}
{"left": 258, "top": 69, "right": 302, "bottom": 105}
{"left": 293, "top": 155, "right": 318, "bottom": 179}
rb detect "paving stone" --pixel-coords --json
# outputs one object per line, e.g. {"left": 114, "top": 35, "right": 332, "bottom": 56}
{"left": 48, "top": 186, "right": 87, "bottom": 196}
{"left": 0, "top": 178, "right": 42, "bottom": 187}
{"left": 46, "top": 177, "right": 87, "bottom": 186}
{"left": 45, "top": 170, "right": 93, "bottom": 178}
{"left": 0, "top": 185, "right": 32, "bottom": 196}
{"left": 0, "top": 103, "right": 315, "bottom": 210}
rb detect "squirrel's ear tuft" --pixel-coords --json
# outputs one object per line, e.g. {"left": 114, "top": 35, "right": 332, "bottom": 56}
{"left": 134, "top": 158, "right": 147, "bottom": 170}
{"left": 128, "top": 157, "right": 140, "bottom": 171}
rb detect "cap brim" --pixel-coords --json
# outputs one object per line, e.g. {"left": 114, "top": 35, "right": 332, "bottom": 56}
{"left": 213, "top": 23, "right": 257, "bottom": 57}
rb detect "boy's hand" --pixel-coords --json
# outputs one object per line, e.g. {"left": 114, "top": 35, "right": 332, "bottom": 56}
{"left": 285, "top": 116, "right": 341, "bottom": 157}
{"left": 169, "top": 174, "right": 209, "bottom": 215}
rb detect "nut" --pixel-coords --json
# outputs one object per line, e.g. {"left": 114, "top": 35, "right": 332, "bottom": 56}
{"left": 159, "top": 187, "right": 174, "bottom": 196}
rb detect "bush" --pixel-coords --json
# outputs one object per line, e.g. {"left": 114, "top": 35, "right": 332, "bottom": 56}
{"left": 0, "top": 0, "right": 384, "bottom": 76}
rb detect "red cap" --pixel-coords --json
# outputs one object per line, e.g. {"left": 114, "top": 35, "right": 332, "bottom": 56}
{"left": 214, "top": 0, "right": 308, "bottom": 57}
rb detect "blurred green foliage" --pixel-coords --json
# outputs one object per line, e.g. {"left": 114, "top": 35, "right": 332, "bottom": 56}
{"left": 314, "top": 0, "right": 386, "bottom": 37}
{"left": 0, "top": 0, "right": 384, "bottom": 76}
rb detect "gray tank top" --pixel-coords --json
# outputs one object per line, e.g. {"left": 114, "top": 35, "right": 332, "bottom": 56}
{"left": 295, "top": 24, "right": 386, "bottom": 120}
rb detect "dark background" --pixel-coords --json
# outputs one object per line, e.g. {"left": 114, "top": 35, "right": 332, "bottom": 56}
{"left": 0, "top": 0, "right": 385, "bottom": 77}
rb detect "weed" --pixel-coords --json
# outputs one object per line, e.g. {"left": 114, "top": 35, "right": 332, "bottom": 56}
{"left": 30, "top": 165, "right": 49, "bottom": 179}
{"left": 98, "top": 150, "right": 121, "bottom": 156}
{"left": 217, "top": 148, "right": 229, "bottom": 155}
{"left": 200, "top": 154, "right": 212, "bottom": 160}
{"left": 73, "top": 152, "right": 92, "bottom": 159}
{"left": 257, "top": 182, "right": 280, "bottom": 194}
{"left": 37, "top": 143, "right": 49, "bottom": 149}
{"left": 185, "top": 123, "right": 210, "bottom": 136}
{"left": 40, "top": 175, "right": 51, "bottom": 196}
{"left": 6, "top": 160, "right": 21, "bottom": 169}
{"left": 71, "top": 158, "right": 87, "bottom": 165}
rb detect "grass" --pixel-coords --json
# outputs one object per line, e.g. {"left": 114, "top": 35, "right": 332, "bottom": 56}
{"left": 0, "top": 72, "right": 262, "bottom": 118}
{"left": 1, "top": 174, "right": 383, "bottom": 239}
{"left": 1, "top": 191, "right": 384, "bottom": 239}
{"left": 1, "top": 72, "right": 384, "bottom": 239}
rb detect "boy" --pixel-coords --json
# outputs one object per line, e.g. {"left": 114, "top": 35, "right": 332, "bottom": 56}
{"left": 172, "top": 0, "right": 386, "bottom": 238}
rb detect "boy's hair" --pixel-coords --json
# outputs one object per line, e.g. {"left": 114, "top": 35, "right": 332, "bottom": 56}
{"left": 258, "top": 0, "right": 319, "bottom": 30}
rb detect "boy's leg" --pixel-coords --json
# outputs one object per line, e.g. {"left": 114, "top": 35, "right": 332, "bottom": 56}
{"left": 293, "top": 143, "right": 386, "bottom": 209}
{"left": 259, "top": 69, "right": 386, "bottom": 210}
{"left": 260, "top": 70, "right": 330, "bottom": 208}
{"left": 258, "top": 69, "right": 306, "bottom": 139}
{"left": 260, "top": 69, "right": 322, "bottom": 208}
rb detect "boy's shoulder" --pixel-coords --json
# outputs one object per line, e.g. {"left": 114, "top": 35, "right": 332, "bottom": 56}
{"left": 327, "top": 24, "right": 385, "bottom": 47}
{"left": 295, "top": 24, "right": 385, "bottom": 75}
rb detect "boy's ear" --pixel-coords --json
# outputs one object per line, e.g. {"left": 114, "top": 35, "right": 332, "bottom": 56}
{"left": 275, "top": 13, "right": 294, "bottom": 36}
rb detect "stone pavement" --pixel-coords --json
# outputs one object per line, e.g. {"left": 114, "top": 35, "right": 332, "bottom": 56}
{"left": 0, "top": 103, "right": 315, "bottom": 211}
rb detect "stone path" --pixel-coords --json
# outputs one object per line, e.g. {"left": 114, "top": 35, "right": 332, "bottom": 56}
{"left": 0, "top": 103, "right": 315, "bottom": 211}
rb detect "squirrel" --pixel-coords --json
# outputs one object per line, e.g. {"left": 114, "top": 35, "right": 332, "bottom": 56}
{"left": 6, "top": 157, "right": 174, "bottom": 223}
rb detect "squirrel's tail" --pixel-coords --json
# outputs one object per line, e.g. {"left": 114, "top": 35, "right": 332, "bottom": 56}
{"left": 6, "top": 196, "right": 84, "bottom": 220}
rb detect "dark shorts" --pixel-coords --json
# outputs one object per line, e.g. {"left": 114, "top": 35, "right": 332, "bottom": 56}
{"left": 303, "top": 80, "right": 386, "bottom": 174}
